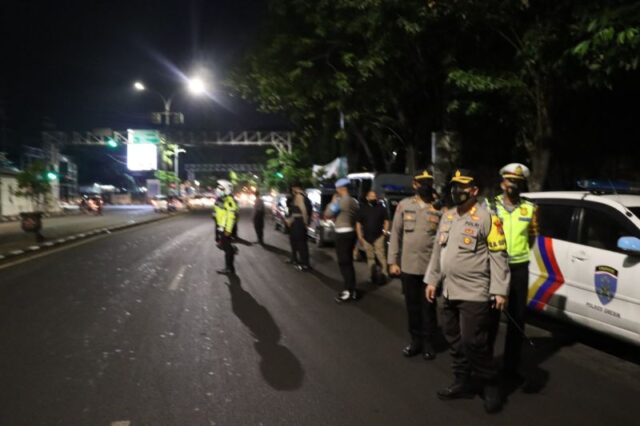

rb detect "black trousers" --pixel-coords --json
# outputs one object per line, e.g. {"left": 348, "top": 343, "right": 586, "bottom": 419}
{"left": 335, "top": 231, "right": 356, "bottom": 291}
{"left": 289, "top": 220, "right": 309, "bottom": 266}
{"left": 503, "top": 262, "right": 529, "bottom": 373}
{"left": 442, "top": 298, "right": 499, "bottom": 382}
{"left": 402, "top": 273, "right": 437, "bottom": 348}
{"left": 220, "top": 234, "right": 235, "bottom": 272}
{"left": 253, "top": 216, "right": 264, "bottom": 243}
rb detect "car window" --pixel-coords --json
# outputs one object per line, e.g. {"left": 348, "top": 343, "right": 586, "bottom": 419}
{"left": 537, "top": 203, "right": 575, "bottom": 241}
{"left": 579, "top": 207, "right": 640, "bottom": 252}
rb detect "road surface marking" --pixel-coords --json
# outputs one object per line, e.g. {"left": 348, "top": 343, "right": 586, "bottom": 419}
{"left": 111, "top": 422, "right": 130, "bottom": 426}
{"left": 168, "top": 265, "right": 187, "bottom": 291}
{"left": 0, "top": 234, "right": 111, "bottom": 271}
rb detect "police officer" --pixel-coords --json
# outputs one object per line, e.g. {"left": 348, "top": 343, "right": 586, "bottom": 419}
{"left": 425, "top": 169, "right": 510, "bottom": 413}
{"left": 253, "top": 190, "right": 265, "bottom": 245}
{"left": 286, "top": 182, "right": 312, "bottom": 271}
{"left": 325, "top": 178, "right": 360, "bottom": 303}
{"left": 214, "top": 179, "right": 239, "bottom": 275}
{"left": 388, "top": 170, "right": 441, "bottom": 360}
{"left": 487, "top": 163, "right": 538, "bottom": 379}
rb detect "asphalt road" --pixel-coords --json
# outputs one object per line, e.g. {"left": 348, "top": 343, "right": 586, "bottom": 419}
{"left": 1, "top": 212, "right": 638, "bottom": 426}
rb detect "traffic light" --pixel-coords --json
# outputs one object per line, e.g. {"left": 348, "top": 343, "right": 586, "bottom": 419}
{"left": 106, "top": 137, "right": 118, "bottom": 148}
{"left": 46, "top": 171, "right": 57, "bottom": 181}
{"left": 274, "top": 171, "right": 284, "bottom": 179}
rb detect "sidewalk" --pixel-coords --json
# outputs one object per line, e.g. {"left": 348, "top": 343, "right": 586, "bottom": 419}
{"left": 0, "top": 205, "right": 175, "bottom": 260}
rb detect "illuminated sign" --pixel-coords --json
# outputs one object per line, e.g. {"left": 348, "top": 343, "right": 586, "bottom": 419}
{"left": 127, "top": 143, "right": 158, "bottom": 171}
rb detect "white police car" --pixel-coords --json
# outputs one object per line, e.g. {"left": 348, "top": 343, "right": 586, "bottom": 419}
{"left": 523, "top": 187, "right": 640, "bottom": 345}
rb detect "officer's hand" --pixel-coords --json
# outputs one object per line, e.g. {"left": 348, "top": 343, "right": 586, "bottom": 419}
{"left": 389, "top": 264, "right": 401, "bottom": 276}
{"left": 426, "top": 284, "right": 437, "bottom": 303}
{"left": 493, "top": 295, "right": 508, "bottom": 311}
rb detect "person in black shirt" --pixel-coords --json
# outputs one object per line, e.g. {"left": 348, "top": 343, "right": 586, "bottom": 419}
{"left": 356, "top": 191, "right": 390, "bottom": 283}
{"left": 253, "top": 190, "right": 265, "bottom": 245}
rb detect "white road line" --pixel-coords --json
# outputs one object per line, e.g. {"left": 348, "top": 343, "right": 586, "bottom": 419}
{"left": 111, "top": 421, "right": 131, "bottom": 426}
{"left": 0, "top": 234, "right": 111, "bottom": 271}
{"left": 168, "top": 265, "right": 187, "bottom": 291}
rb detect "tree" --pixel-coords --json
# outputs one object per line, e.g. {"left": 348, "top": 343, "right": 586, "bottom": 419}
{"left": 15, "top": 160, "right": 53, "bottom": 212}
{"left": 230, "top": 0, "right": 451, "bottom": 174}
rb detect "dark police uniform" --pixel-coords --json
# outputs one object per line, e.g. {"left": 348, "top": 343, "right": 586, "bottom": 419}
{"left": 388, "top": 173, "right": 441, "bottom": 358}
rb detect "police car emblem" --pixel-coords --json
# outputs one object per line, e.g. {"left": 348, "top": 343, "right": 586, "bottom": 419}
{"left": 594, "top": 265, "right": 618, "bottom": 305}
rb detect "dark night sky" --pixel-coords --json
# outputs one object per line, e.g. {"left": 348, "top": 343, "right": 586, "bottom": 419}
{"left": 0, "top": 0, "right": 290, "bottom": 184}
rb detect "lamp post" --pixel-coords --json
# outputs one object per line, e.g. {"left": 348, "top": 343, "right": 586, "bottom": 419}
{"left": 133, "top": 76, "right": 207, "bottom": 195}
{"left": 173, "top": 146, "right": 186, "bottom": 196}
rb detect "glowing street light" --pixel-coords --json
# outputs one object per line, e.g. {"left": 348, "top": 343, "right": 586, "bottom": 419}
{"left": 133, "top": 81, "right": 145, "bottom": 91}
{"left": 187, "top": 77, "right": 206, "bottom": 95}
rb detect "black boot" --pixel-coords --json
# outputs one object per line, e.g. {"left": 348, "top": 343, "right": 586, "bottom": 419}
{"left": 437, "top": 377, "right": 475, "bottom": 400}
{"left": 422, "top": 339, "right": 436, "bottom": 361}
{"left": 402, "top": 339, "right": 422, "bottom": 357}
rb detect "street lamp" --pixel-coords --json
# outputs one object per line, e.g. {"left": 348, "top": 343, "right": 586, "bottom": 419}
{"left": 173, "top": 146, "right": 186, "bottom": 196}
{"left": 132, "top": 75, "right": 206, "bottom": 126}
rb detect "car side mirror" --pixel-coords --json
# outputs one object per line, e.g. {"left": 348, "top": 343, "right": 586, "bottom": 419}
{"left": 617, "top": 237, "right": 640, "bottom": 256}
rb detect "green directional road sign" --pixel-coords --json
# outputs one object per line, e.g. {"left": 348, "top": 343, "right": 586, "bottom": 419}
{"left": 127, "top": 129, "right": 161, "bottom": 145}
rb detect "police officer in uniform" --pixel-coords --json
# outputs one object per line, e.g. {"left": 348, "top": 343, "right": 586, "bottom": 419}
{"left": 388, "top": 170, "right": 441, "bottom": 360}
{"left": 487, "top": 163, "right": 538, "bottom": 379}
{"left": 425, "top": 169, "right": 510, "bottom": 413}
{"left": 214, "top": 179, "right": 239, "bottom": 275}
{"left": 325, "top": 178, "right": 360, "bottom": 303}
{"left": 286, "top": 182, "right": 312, "bottom": 271}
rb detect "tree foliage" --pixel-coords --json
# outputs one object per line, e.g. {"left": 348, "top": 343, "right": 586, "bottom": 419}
{"left": 230, "top": 0, "right": 640, "bottom": 189}
{"left": 15, "top": 160, "right": 52, "bottom": 211}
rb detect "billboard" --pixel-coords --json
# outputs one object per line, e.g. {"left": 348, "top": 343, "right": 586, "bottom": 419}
{"left": 127, "top": 143, "right": 158, "bottom": 171}
{"left": 127, "top": 129, "right": 160, "bottom": 171}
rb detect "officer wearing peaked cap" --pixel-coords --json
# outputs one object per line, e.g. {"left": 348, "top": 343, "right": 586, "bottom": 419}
{"left": 425, "top": 168, "right": 510, "bottom": 413}
{"left": 388, "top": 169, "right": 441, "bottom": 360}
{"left": 486, "top": 163, "right": 538, "bottom": 381}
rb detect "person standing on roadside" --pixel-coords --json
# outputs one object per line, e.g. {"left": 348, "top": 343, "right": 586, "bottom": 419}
{"left": 356, "top": 191, "right": 390, "bottom": 284}
{"left": 286, "top": 182, "right": 312, "bottom": 271}
{"left": 253, "top": 190, "right": 265, "bottom": 245}
{"left": 388, "top": 170, "right": 441, "bottom": 360}
{"left": 425, "top": 168, "right": 510, "bottom": 414}
{"left": 325, "top": 178, "right": 360, "bottom": 303}
{"left": 486, "top": 163, "right": 538, "bottom": 381}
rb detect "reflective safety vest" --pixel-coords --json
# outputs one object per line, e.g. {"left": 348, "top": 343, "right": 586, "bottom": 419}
{"left": 488, "top": 195, "right": 538, "bottom": 264}
{"left": 214, "top": 195, "right": 238, "bottom": 234}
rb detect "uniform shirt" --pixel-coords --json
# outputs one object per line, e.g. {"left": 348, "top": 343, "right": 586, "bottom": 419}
{"left": 357, "top": 202, "right": 389, "bottom": 243}
{"left": 424, "top": 203, "right": 510, "bottom": 302}
{"left": 214, "top": 195, "right": 239, "bottom": 234}
{"left": 287, "top": 191, "right": 311, "bottom": 226}
{"left": 486, "top": 195, "right": 538, "bottom": 265}
{"left": 325, "top": 194, "right": 359, "bottom": 232}
{"left": 387, "top": 196, "right": 441, "bottom": 275}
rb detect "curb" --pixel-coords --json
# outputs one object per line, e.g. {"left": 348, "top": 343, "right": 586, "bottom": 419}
{"left": 0, "top": 210, "right": 83, "bottom": 223}
{"left": 0, "top": 213, "right": 183, "bottom": 263}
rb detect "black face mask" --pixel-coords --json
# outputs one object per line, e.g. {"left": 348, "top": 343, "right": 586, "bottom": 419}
{"left": 416, "top": 185, "right": 433, "bottom": 199}
{"left": 506, "top": 185, "right": 521, "bottom": 198}
{"left": 367, "top": 200, "right": 378, "bottom": 207}
{"left": 451, "top": 187, "right": 472, "bottom": 206}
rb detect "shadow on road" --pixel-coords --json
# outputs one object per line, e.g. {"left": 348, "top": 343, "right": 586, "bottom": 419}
{"left": 225, "top": 274, "right": 305, "bottom": 391}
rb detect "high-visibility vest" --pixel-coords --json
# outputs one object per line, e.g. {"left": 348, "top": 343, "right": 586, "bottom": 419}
{"left": 489, "top": 195, "right": 538, "bottom": 264}
{"left": 214, "top": 195, "right": 238, "bottom": 234}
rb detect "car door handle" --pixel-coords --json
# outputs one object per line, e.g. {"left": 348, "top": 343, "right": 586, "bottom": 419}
{"left": 571, "top": 252, "right": 588, "bottom": 261}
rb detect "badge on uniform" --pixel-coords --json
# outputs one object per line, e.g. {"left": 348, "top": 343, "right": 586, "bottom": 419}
{"left": 594, "top": 265, "right": 618, "bottom": 305}
{"left": 520, "top": 207, "right": 528, "bottom": 216}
